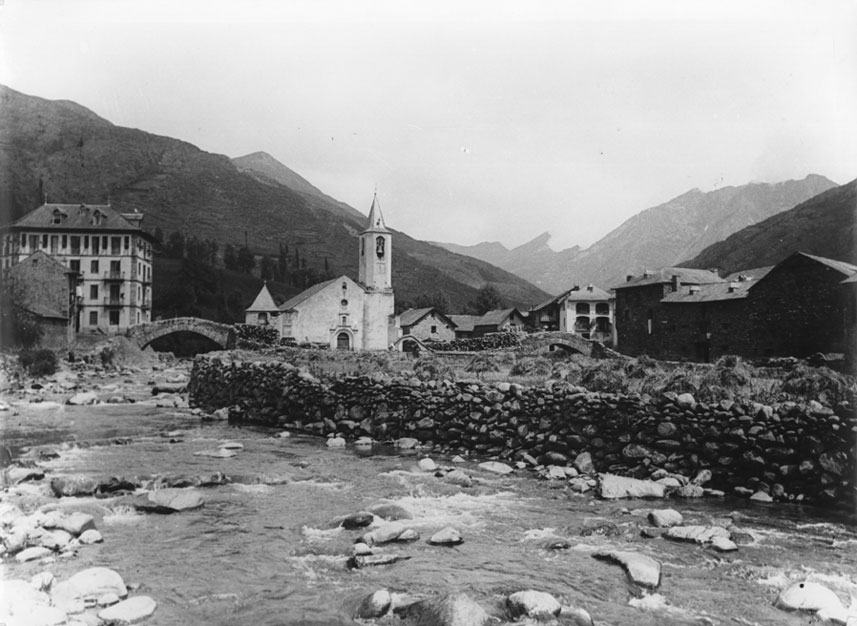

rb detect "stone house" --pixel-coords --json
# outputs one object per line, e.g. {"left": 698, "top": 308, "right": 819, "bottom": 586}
{"left": 473, "top": 308, "right": 527, "bottom": 336}
{"left": 0, "top": 203, "right": 155, "bottom": 334}
{"left": 245, "top": 195, "right": 396, "bottom": 351}
{"left": 529, "top": 284, "right": 614, "bottom": 342}
{"left": 614, "top": 253, "right": 857, "bottom": 361}
{"left": 448, "top": 315, "right": 479, "bottom": 339}
{"left": 5, "top": 251, "right": 79, "bottom": 347}
{"left": 399, "top": 307, "right": 457, "bottom": 342}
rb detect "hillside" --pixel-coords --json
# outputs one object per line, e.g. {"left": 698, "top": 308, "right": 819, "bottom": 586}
{"left": 0, "top": 85, "right": 548, "bottom": 316}
{"left": 438, "top": 175, "right": 837, "bottom": 293}
{"left": 684, "top": 178, "right": 857, "bottom": 274}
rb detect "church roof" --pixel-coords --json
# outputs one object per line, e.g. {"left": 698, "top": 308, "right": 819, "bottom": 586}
{"left": 361, "top": 194, "right": 389, "bottom": 234}
{"left": 245, "top": 283, "right": 279, "bottom": 312}
{"left": 278, "top": 276, "right": 356, "bottom": 312}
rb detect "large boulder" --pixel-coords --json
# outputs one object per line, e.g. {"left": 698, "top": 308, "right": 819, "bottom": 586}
{"left": 97, "top": 596, "right": 157, "bottom": 623}
{"left": 775, "top": 581, "right": 844, "bottom": 613}
{"left": 368, "top": 503, "right": 413, "bottom": 521}
{"left": 648, "top": 509, "right": 683, "bottom": 528}
{"left": 362, "top": 522, "right": 406, "bottom": 546}
{"left": 407, "top": 592, "right": 490, "bottom": 626}
{"left": 45, "top": 511, "right": 96, "bottom": 537}
{"left": 428, "top": 527, "right": 463, "bottom": 546}
{"left": 506, "top": 590, "right": 561, "bottom": 619}
{"left": 341, "top": 511, "right": 374, "bottom": 529}
{"left": 67, "top": 391, "right": 99, "bottom": 405}
{"left": 478, "top": 461, "right": 513, "bottom": 475}
{"left": 665, "top": 525, "right": 730, "bottom": 545}
{"left": 52, "top": 567, "right": 127, "bottom": 612}
{"left": 355, "top": 590, "right": 393, "bottom": 619}
{"left": 124, "top": 488, "right": 204, "bottom": 513}
{"left": 598, "top": 474, "right": 666, "bottom": 499}
{"left": 593, "top": 551, "right": 661, "bottom": 588}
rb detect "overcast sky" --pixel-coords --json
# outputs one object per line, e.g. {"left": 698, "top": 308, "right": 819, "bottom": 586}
{"left": 1, "top": 0, "right": 855, "bottom": 250}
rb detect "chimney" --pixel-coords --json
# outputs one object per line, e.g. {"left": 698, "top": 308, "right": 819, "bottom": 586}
{"left": 626, "top": 275, "right": 634, "bottom": 283}
{"left": 587, "top": 284, "right": 594, "bottom": 292}
{"left": 689, "top": 285, "right": 700, "bottom": 295}
{"left": 643, "top": 270, "right": 654, "bottom": 278}
{"left": 728, "top": 281, "right": 739, "bottom": 293}
{"left": 671, "top": 275, "right": 680, "bottom": 292}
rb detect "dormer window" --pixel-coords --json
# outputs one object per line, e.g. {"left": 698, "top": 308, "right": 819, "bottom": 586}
{"left": 91, "top": 209, "right": 103, "bottom": 226}
{"left": 52, "top": 209, "right": 67, "bottom": 225}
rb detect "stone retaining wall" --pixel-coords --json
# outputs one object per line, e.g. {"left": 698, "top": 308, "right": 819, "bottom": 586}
{"left": 188, "top": 356, "right": 855, "bottom": 508}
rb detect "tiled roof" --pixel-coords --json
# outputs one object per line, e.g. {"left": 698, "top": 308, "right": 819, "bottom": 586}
{"left": 662, "top": 282, "right": 752, "bottom": 303}
{"left": 448, "top": 315, "right": 480, "bottom": 332}
{"left": 25, "top": 302, "right": 67, "bottom": 320}
{"left": 564, "top": 285, "right": 612, "bottom": 301}
{"left": 13, "top": 250, "right": 76, "bottom": 274}
{"left": 279, "top": 277, "right": 343, "bottom": 311}
{"left": 399, "top": 307, "right": 433, "bottom": 327}
{"left": 477, "top": 308, "right": 520, "bottom": 326}
{"left": 5, "top": 203, "right": 147, "bottom": 234}
{"left": 723, "top": 266, "right": 774, "bottom": 282}
{"left": 799, "top": 252, "right": 857, "bottom": 276}
{"left": 246, "top": 283, "right": 279, "bottom": 312}
{"left": 613, "top": 267, "right": 724, "bottom": 290}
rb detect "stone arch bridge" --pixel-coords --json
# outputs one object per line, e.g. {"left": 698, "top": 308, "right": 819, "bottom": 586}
{"left": 519, "top": 331, "right": 603, "bottom": 357}
{"left": 127, "top": 317, "right": 236, "bottom": 350}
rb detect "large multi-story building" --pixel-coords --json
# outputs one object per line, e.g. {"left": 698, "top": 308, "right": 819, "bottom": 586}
{"left": 1, "top": 203, "right": 155, "bottom": 334}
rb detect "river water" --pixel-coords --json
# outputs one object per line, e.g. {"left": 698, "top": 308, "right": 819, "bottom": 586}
{"left": 3, "top": 399, "right": 857, "bottom": 626}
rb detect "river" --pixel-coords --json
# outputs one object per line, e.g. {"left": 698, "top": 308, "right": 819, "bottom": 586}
{"left": 2, "top": 379, "right": 857, "bottom": 625}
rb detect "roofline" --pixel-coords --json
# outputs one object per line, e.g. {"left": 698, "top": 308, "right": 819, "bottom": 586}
{"left": 0, "top": 223, "right": 158, "bottom": 242}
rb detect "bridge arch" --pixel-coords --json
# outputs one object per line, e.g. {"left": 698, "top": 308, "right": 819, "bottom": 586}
{"left": 127, "top": 317, "right": 236, "bottom": 350}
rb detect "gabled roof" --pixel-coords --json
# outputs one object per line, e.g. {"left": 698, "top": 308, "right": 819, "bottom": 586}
{"left": 4, "top": 203, "right": 149, "bottom": 236}
{"left": 24, "top": 302, "right": 67, "bottom": 320}
{"left": 279, "top": 276, "right": 361, "bottom": 312}
{"left": 361, "top": 194, "right": 389, "bottom": 234}
{"left": 842, "top": 273, "right": 857, "bottom": 285}
{"left": 476, "top": 308, "right": 522, "bottom": 327}
{"left": 399, "top": 307, "right": 457, "bottom": 329}
{"left": 245, "top": 283, "right": 279, "bottom": 312}
{"left": 564, "top": 285, "right": 612, "bottom": 302}
{"left": 613, "top": 267, "right": 724, "bottom": 290}
{"left": 798, "top": 252, "right": 857, "bottom": 276}
{"left": 11, "top": 250, "right": 76, "bottom": 275}
{"left": 448, "top": 315, "right": 480, "bottom": 332}
{"left": 724, "top": 266, "right": 774, "bottom": 282}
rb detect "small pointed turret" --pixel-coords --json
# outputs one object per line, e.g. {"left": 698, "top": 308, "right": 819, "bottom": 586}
{"left": 362, "top": 193, "right": 389, "bottom": 233}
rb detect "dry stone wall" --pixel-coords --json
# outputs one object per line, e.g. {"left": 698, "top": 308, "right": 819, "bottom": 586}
{"left": 189, "top": 356, "right": 855, "bottom": 508}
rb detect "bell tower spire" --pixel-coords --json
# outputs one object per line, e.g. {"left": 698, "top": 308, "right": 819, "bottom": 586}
{"left": 358, "top": 193, "right": 392, "bottom": 291}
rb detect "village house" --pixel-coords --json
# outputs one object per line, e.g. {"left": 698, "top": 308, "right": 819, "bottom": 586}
{"left": 4, "top": 251, "right": 79, "bottom": 347}
{"left": 529, "top": 284, "right": 614, "bottom": 342}
{"left": 613, "top": 252, "right": 857, "bottom": 362}
{"left": 399, "top": 307, "right": 457, "bottom": 342}
{"left": 448, "top": 314, "right": 479, "bottom": 339}
{"left": 472, "top": 308, "right": 527, "bottom": 337}
{"left": 245, "top": 195, "right": 396, "bottom": 350}
{"left": 0, "top": 203, "right": 155, "bottom": 337}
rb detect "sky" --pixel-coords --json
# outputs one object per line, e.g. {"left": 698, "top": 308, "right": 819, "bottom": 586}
{"left": 1, "top": 0, "right": 855, "bottom": 251}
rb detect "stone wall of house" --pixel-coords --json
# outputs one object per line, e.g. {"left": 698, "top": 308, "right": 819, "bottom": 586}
{"left": 614, "top": 283, "right": 667, "bottom": 357}
{"left": 189, "top": 356, "right": 855, "bottom": 508}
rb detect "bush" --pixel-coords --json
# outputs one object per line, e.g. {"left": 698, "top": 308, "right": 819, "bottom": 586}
{"left": 780, "top": 365, "right": 856, "bottom": 405}
{"left": 19, "top": 349, "right": 58, "bottom": 377}
{"left": 510, "top": 357, "right": 552, "bottom": 377}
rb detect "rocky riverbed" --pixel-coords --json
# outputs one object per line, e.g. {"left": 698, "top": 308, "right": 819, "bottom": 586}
{"left": 2, "top": 355, "right": 857, "bottom": 625}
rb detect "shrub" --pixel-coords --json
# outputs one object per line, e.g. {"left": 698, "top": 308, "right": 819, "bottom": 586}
{"left": 780, "top": 365, "right": 856, "bottom": 405}
{"left": 19, "top": 349, "right": 58, "bottom": 377}
{"left": 510, "top": 357, "right": 552, "bottom": 377}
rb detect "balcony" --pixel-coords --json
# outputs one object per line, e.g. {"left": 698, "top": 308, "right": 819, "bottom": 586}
{"left": 104, "top": 270, "right": 125, "bottom": 281}
{"left": 103, "top": 296, "right": 123, "bottom": 306}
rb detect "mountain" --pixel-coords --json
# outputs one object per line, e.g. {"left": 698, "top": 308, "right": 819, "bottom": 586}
{"left": 0, "top": 85, "right": 549, "bottom": 317}
{"left": 683, "top": 178, "right": 857, "bottom": 274}
{"left": 437, "top": 175, "right": 837, "bottom": 293}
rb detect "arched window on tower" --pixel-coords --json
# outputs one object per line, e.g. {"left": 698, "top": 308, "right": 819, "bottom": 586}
{"left": 375, "top": 236, "right": 385, "bottom": 259}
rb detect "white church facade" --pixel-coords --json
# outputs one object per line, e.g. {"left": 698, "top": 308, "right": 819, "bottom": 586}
{"left": 245, "top": 196, "right": 397, "bottom": 351}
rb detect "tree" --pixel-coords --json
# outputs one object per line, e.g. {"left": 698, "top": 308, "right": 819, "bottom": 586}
{"left": 153, "top": 227, "right": 165, "bottom": 247}
{"left": 236, "top": 246, "right": 255, "bottom": 274}
{"left": 223, "top": 244, "right": 238, "bottom": 271}
{"left": 465, "top": 353, "right": 500, "bottom": 381}
{"left": 164, "top": 231, "right": 186, "bottom": 259}
{"left": 260, "top": 255, "right": 275, "bottom": 281}
{"left": 473, "top": 285, "right": 504, "bottom": 314}
{"left": 414, "top": 290, "right": 451, "bottom": 314}
{"left": 277, "top": 243, "right": 289, "bottom": 282}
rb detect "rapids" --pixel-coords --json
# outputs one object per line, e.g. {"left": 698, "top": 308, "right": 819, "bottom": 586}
{"left": 2, "top": 400, "right": 857, "bottom": 626}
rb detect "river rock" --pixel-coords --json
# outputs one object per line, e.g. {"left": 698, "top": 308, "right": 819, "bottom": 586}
{"left": 52, "top": 567, "right": 127, "bottom": 612}
{"left": 395, "top": 437, "right": 420, "bottom": 449}
{"left": 15, "top": 546, "right": 52, "bottom": 563}
{"left": 561, "top": 606, "right": 595, "bottom": 626}
{"left": 368, "top": 503, "right": 413, "bottom": 521}
{"left": 126, "top": 488, "right": 204, "bottom": 513}
{"left": 428, "top": 527, "right": 462, "bottom": 545}
{"left": 97, "top": 596, "right": 157, "bottom": 623}
{"left": 6, "top": 466, "right": 45, "bottom": 484}
{"left": 444, "top": 469, "right": 473, "bottom": 487}
{"left": 775, "top": 581, "right": 844, "bottom": 614}
{"left": 347, "top": 554, "right": 411, "bottom": 569}
{"left": 30, "top": 571, "right": 55, "bottom": 592}
{"left": 478, "top": 461, "right": 513, "bottom": 475}
{"left": 691, "top": 469, "right": 713, "bottom": 485}
{"left": 39, "top": 529, "right": 73, "bottom": 551}
{"left": 395, "top": 528, "right": 421, "bottom": 542}
{"left": 676, "top": 393, "right": 696, "bottom": 408}
{"left": 648, "top": 509, "right": 683, "bottom": 528}
{"left": 341, "top": 511, "right": 374, "bottom": 529}
{"left": 47, "top": 512, "right": 97, "bottom": 537}
{"left": 539, "top": 451, "right": 569, "bottom": 466}
{"left": 675, "top": 484, "right": 705, "bottom": 498}
{"left": 326, "top": 437, "right": 346, "bottom": 448}
{"left": 67, "top": 391, "right": 99, "bottom": 405}
{"left": 407, "top": 592, "right": 490, "bottom": 626}
{"left": 98, "top": 592, "right": 121, "bottom": 607}
{"left": 594, "top": 550, "right": 661, "bottom": 588}
{"left": 353, "top": 542, "right": 372, "bottom": 556}
{"left": 418, "top": 458, "right": 438, "bottom": 472}
{"left": 507, "top": 590, "right": 561, "bottom": 619}
{"left": 709, "top": 536, "right": 738, "bottom": 552}
{"left": 573, "top": 452, "right": 595, "bottom": 474}
{"left": 598, "top": 473, "right": 666, "bottom": 499}
{"left": 545, "top": 466, "right": 568, "bottom": 480}
{"left": 356, "top": 589, "right": 393, "bottom": 619}
{"left": 219, "top": 441, "right": 244, "bottom": 451}
{"left": 665, "top": 525, "right": 730, "bottom": 545}
{"left": 193, "top": 448, "right": 237, "bottom": 458}
{"left": 750, "top": 490, "right": 773, "bottom": 502}
{"left": 79, "top": 529, "right": 104, "bottom": 544}
{"left": 362, "top": 522, "right": 406, "bottom": 545}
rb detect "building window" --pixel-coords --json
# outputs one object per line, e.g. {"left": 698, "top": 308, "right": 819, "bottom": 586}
{"left": 91, "top": 210, "right": 103, "bottom": 226}
{"left": 91, "top": 260, "right": 99, "bottom": 274}
{"left": 431, "top": 325, "right": 438, "bottom": 334}
{"left": 21, "top": 233, "right": 26, "bottom": 247}
{"left": 89, "top": 311, "right": 98, "bottom": 326}
{"left": 111, "top": 237, "right": 121, "bottom": 254}
{"left": 109, "top": 310, "right": 120, "bottom": 326}
{"left": 124, "top": 236, "right": 129, "bottom": 250}
{"left": 576, "top": 302, "right": 590, "bottom": 315}
{"left": 70, "top": 259, "right": 80, "bottom": 273}
{"left": 595, "top": 302, "right": 610, "bottom": 315}
{"left": 41, "top": 234, "right": 48, "bottom": 248}
{"left": 83, "top": 236, "right": 89, "bottom": 251}
{"left": 341, "top": 316, "right": 347, "bottom": 326}
{"left": 90, "top": 285, "right": 98, "bottom": 300}
{"left": 92, "top": 237, "right": 100, "bottom": 254}
{"left": 70, "top": 236, "right": 80, "bottom": 254}
{"left": 62, "top": 235, "right": 67, "bottom": 249}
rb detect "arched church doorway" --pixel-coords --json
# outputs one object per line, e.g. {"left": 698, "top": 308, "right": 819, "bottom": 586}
{"left": 336, "top": 332, "right": 351, "bottom": 351}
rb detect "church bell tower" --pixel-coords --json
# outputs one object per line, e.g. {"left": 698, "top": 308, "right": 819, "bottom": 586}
{"left": 358, "top": 194, "right": 392, "bottom": 291}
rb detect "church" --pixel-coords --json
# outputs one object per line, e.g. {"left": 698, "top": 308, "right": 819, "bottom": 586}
{"left": 245, "top": 195, "right": 397, "bottom": 350}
